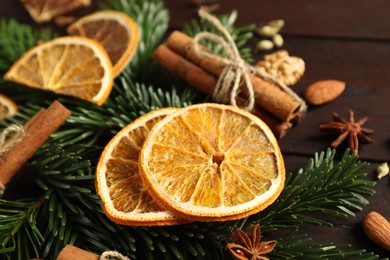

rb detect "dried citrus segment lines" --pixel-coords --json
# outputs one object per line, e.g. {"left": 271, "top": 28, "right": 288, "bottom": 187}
{"left": 190, "top": 166, "right": 222, "bottom": 207}
{"left": 68, "top": 10, "right": 140, "bottom": 76}
{"left": 149, "top": 144, "right": 208, "bottom": 169}
{"left": 154, "top": 117, "right": 210, "bottom": 155}
{"left": 96, "top": 108, "right": 184, "bottom": 226}
{"left": 154, "top": 164, "right": 210, "bottom": 202}
{"left": 4, "top": 36, "right": 113, "bottom": 105}
{"left": 224, "top": 162, "right": 272, "bottom": 194}
{"left": 139, "top": 103, "right": 285, "bottom": 221}
{"left": 180, "top": 106, "right": 222, "bottom": 151}
{"left": 22, "top": 0, "right": 91, "bottom": 23}
{"left": 219, "top": 110, "right": 253, "bottom": 151}
{"left": 229, "top": 152, "right": 278, "bottom": 179}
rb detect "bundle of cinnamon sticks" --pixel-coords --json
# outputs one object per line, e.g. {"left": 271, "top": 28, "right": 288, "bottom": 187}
{"left": 153, "top": 31, "right": 305, "bottom": 138}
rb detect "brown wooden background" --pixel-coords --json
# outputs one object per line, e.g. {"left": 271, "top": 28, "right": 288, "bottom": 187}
{"left": 1, "top": 0, "right": 390, "bottom": 258}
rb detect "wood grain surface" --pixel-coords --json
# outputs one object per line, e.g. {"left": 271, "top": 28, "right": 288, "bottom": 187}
{"left": 1, "top": 0, "right": 389, "bottom": 258}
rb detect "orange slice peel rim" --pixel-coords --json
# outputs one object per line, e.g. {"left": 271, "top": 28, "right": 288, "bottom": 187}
{"left": 3, "top": 36, "right": 114, "bottom": 106}
{"left": 0, "top": 93, "right": 18, "bottom": 120}
{"left": 95, "top": 107, "right": 187, "bottom": 226}
{"left": 67, "top": 10, "right": 140, "bottom": 77}
{"left": 139, "top": 103, "right": 286, "bottom": 222}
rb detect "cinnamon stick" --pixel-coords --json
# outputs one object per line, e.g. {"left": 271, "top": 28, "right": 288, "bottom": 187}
{"left": 153, "top": 45, "right": 292, "bottom": 138}
{"left": 1, "top": 108, "right": 45, "bottom": 148}
{"left": 57, "top": 245, "right": 99, "bottom": 260}
{"left": 167, "top": 31, "right": 303, "bottom": 122}
{"left": 0, "top": 100, "right": 71, "bottom": 188}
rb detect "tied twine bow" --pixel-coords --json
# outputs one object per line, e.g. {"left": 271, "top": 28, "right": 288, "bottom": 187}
{"left": 193, "top": 8, "right": 255, "bottom": 111}
{"left": 100, "top": 251, "right": 130, "bottom": 260}
{"left": 192, "top": 8, "right": 307, "bottom": 114}
{"left": 0, "top": 124, "right": 25, "bottom": 157}
{"left": 0, "top": 124, "right": 25, "bottom": 195}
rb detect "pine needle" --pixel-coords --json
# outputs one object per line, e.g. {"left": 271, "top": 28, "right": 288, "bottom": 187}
{"left": 252, "top": 148, "right": 375, "bottom": 233}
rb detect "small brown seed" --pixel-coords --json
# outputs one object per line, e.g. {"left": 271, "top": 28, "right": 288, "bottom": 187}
{"left": 304, "top": 80, "right": 346, "bottom": 105}
{"left": 362, "top": 211, "right": 390, "bottom": 251}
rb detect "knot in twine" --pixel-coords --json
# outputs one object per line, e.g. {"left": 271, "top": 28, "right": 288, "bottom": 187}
{"left": 0, "top": 124, "right": 25, "bottom": 195}
{"left": 192, "top": 8, "right": 255, "bottom": 111}
{"left": 192, "top": 8, "right": 307, "bottom": 114}
{"left": 100, "top": 251, "right": 130, "bottom": 260}
{"left": 0, "top": 124, "right": 25, "bottom": 157}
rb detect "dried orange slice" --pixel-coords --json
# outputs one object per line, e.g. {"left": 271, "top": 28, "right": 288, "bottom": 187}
{"left": 3, "top": 36, "right": 113, "bottom": 105}
{"left": 95, "top": 108, "right": 185, "bottom": 226}
{"left": 67, "top": 10, "right": 139, "bottom": 77}
{"left": 0, "top": 94, "right": 18, "bottom": 120}
{"left": 139, "top": 103, "right": 285, "bottom": 221}
{"left": 21, "top": 0, "right": 91, "bottom": 23}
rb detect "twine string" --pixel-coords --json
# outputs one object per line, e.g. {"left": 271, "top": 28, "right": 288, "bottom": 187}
{"left": 0, "top": 124, "right": 25, "bottom": 196}
{"left": 0, "top": 124, "right": 25, "bottom": 157}
{"left": 192, "top": 9, "right": 255, "bottom": 111}
{"left": 100, "top": 251, "right": 130, "bottom": 260}
{"left": 192, "top": 8, "right": 307, "bottom": 114}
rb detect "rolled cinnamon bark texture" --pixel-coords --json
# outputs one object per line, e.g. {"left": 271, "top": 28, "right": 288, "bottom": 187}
{"left": 153, "top": 45, "right": 292, "bottom": 139}
{"left": 166, "top": 31, "right": 303, "bottom": 122}
{"left": 57, "top": 245, "right": 99, "bottom": 260}
{"left": 0, "top": 101, "right": 71, "bottom": 192}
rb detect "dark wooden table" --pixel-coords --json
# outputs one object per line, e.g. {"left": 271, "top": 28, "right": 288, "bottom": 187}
{"left": 1, "top": 0, "right": 390, "bottom": 258}
{"left": 164, "top": 1, "right": 390, "bottom": 257}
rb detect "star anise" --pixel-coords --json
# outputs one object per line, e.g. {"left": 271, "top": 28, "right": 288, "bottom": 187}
{"left": 226, "top": 224, "right": 277, "bottom": 260}
{"left": 319, "top": 110, "right": 374, "bottom": 154}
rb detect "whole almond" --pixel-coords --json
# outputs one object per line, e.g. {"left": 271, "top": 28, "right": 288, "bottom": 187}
{"left": 304, "top": 80, "right": 345, "bottom": 105}
{"left": 362, "top": 211, "right": 390, "bottom": 251}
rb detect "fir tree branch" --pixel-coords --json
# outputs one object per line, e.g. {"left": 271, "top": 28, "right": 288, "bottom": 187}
{"left": 0, "top": 198, "right": 44, "bottom": 259}
{"left": 0, "top": 1, "right": 381, "bottom": 259}
{"left": 29, "top": 142, "right": 113, "bottom": 259}
{"left": 269, "top": 235, "right": 378, "bottom": 259}
{"left": 252, "top": 148, "right": 376, "bottom": 233}
{"left": 0, "top": 142, "right": 104, "bottom": 259}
